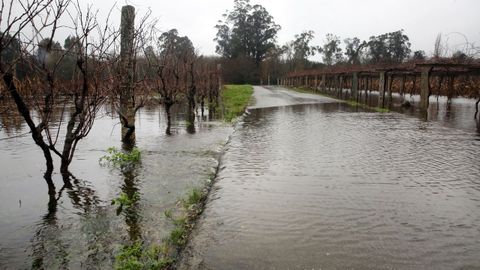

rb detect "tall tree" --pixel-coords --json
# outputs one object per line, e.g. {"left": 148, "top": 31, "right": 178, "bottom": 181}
{"left": 367, "top": 30, "right": 411, "bottom": 63}
{"left": 412, "top": 50, "right": 426, "bottom": 61}
{"left": 215, "top": 0, "right": 280, "bottom": 83}
{"left": 344, "top": 37, "right": 366, "bottom": 65}
{"left": 322, "top": 33, "right": 343, "bottom": 65}
{"left": 285, "top": 30, "right": 321, "bottom": 70}
{"left": 387, "top": 30, "right": 411, "bottom": 63}
{"left": 215, "top": 0, "right": 280, "bottom": 65}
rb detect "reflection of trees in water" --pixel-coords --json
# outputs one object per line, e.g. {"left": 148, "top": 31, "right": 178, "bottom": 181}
{"left": 30, "top": 174, "right": 109, "bottom": 269}
{"left": 31, "top": 185, "right": 69, "bottom": 269}
{"left": 0, "top": 99, "right": 25, "bottom": 135}
{"left": 0, "top": 97, "right": 76, "bottom": 136}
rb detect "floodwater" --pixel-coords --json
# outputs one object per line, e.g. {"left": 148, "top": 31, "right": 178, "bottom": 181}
{"left": 180, "top": 86, "right": 480, "bottom": 270}
{"left": 0, "top": 102, "right": 232, "bottom": 269}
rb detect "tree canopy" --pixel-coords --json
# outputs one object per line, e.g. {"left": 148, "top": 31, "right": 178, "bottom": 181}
{"left": 322, "top": 34, "right": 343, "bottom": 65}
{"left": 283, "top": 30, "right": 321, "bottom": 71}
{"left": 215, "top": 0, "right": 280, "bottom": 66}
{"left": 366, "top": 30, "right": 411, "bottom": 64}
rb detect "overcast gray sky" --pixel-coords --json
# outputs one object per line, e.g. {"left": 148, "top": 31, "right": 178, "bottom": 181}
{"left": 80, "top": 0, "right": 480, "bottom": 59}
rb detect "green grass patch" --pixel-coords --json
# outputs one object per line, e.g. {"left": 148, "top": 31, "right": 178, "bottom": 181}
{"left": 114, "top": 186, "right": 210, "bottom": 269}
{"left": 221, "top": 84, "right": 253, "bottom": 122}
{"left": 111, "top": 192, "right": 140, "bottom": 215}
{"left": 182, "top": 188, "right": 202, "bottom": 209}
{"left": 115, "top": 241, "right": 172, "bottom": 270}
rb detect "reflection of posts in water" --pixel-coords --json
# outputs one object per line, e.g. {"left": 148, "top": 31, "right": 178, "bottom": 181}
{"left": 119, "top": 5, "right": 136, "bottom": 145}
{"left": 447, "top": 75, "right": 455, "bottom": 108}
{"left": 399, "top": 75, "right": 406, "bottom": 102}
{"left": 121, "top": 168, "right": 141, "bottom": 241}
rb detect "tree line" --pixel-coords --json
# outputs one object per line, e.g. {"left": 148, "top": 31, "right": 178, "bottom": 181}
{"left": 215, "top": 0, "right": 479, "bottom": 84}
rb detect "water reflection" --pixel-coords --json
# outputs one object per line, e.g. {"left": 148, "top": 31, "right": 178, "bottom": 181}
{"left": 31, "top": 183, "right": 67, "bottom": 269}
{"left": 31, "top": 174, "right": 104, "bottom": 269}
{"left": 0, "top": 99, "right": 24, "bottom": 135}
{"left": 0, "top": 100, "right": 232, "bottom": 268}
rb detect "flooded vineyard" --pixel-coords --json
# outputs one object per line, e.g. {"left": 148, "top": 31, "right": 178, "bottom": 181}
{"left": 1, "top": 0, "right": 480, "bottom": 269}
{"left": 0, "top": 102, "right": 232, "bottom": 269}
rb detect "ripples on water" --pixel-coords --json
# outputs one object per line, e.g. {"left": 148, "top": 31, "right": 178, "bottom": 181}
{"left": 0, "top": 104, "right": 232, "bottom": 269}
{"left": 182, "top": 89, "right": 480, "bottom": 270}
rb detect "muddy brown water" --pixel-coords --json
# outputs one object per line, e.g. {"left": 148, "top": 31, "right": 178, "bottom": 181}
{"left": 180, "top": 86, "right": 480, "bottom": 270}
{"left": 0, "top": 104, "right": 232, "bottom": 269}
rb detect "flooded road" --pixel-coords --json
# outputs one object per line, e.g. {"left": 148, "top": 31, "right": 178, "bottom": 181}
{"left": 0, "top": 104, "right": 232, "bottom": 269}
{"left": 180, "top": 86, "right": 480, "bottom": 269}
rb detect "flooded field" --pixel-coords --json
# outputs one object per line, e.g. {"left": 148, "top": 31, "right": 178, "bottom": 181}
{"left": 180, "top": 86, "right": 480, "bottom": 270}
{"left": 0, "top": 104, "right": 232, "bottom": 269}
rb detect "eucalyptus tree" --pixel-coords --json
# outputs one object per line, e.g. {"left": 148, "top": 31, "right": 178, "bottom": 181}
{"left": 215, "top": 0, "right": 280, "bottom": 82}
{"left": 344, "top": 37, "right": 367, "bottom": 65}
{"left": 366, "top": 30, "right": 411, "bottom": 64}
{"left": 322, "top": 34, "right": 343, "bottom": 65}
{"left": 284, "top": 30, "right": 321, "bottom": 71}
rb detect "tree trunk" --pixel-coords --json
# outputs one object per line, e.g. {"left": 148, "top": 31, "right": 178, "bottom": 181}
{"left": 187, "top": 67, "right": 196, "bottom": 133}
{"left": 119, "top": 5, "right": 136, "bottom": 145}
{"left": 475, "top": 98, "right": 479, "bottom": 120}
{"left": 200, "top": 96, "right": 205, "bottom": 117}
{"left": 60, "top": 112, "right": 76, "bottom": 176}
{"left": 186, "top": 103, "right": 195, "bottom": 134}
{"left": 3, "top": 73, "right": 55, "bottom": 185}
{"left": 165, "top": 102, "right": 173, "bottom": 135}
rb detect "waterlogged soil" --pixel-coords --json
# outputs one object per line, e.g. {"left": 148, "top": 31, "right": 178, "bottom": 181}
{"left": 180, "top": 86, "right": 480, "bottom": 270}
{"left": 0, "top": 104, "right": 232, "bottom": 269}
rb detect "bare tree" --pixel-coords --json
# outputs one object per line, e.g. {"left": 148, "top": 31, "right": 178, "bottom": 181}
{"left": 143, "top": 29, "right": 194, "bottom": 134}
{"left": 0, "top": 0, "right": 62, "bottom": 186}
{"left": 45, "top": 1, "right": 118, "bottom": 175}
{"left": 433, "top": 33, "right": 444, "bottom": 59}
{"left": 114, "top": 7, "right": 156, "bottom": 147}
{"left": 0, "top": 0, "right": 118, "bottom": 183}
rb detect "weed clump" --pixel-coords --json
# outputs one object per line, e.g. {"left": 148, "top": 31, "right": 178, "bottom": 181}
{"left": 115, "top": 241, "right": 173, "bottom": 270}
{"left": 111, "top": 192, "right": 140, "bottom": 215}
{"left": 100, "top": 147, "right": 141, "bottom": 168}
